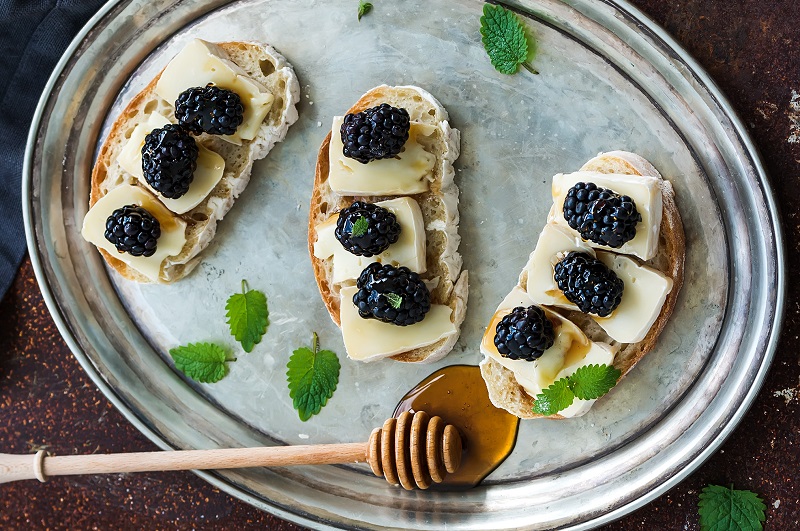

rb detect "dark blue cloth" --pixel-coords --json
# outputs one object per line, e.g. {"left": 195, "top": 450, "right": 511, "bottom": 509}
{"left": 0, "top": 0, "right": 106, "bottom": 299}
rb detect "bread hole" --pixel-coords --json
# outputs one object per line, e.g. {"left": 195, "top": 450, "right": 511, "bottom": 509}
{"left": 144, "top": 100, "right": 158, "bottom": 114}
{"left": 320, "top": 202, "right": 328, "bottom": 214}
{"left": 259, "top": 59, "right": 276, "bottom": 77}
{"left": 192, "top": 212, "right": 209, "bottom": 222}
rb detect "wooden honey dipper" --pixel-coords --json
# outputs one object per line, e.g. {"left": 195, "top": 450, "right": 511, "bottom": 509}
{"left": 0, "top": 411, "right": 461, "bottom": 490}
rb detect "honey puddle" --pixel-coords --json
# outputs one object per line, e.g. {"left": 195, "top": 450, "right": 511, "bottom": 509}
{"left": 393, "top": 365, "right": 519, "bottom": 490}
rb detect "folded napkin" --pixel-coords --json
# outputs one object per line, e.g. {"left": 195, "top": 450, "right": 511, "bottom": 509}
{"left": 0, "top": 0, "right": 106, "bottom": 299}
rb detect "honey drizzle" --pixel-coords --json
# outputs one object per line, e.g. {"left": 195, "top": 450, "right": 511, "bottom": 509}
{"left": 393, "top": 365, "right": 519, "bottom": 490}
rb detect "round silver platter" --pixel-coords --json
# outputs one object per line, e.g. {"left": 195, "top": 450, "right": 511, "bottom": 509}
{"left": 23, "top": 0, "right": 784, "bottom": 529}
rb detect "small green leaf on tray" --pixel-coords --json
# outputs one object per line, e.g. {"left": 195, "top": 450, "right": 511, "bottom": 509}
{"left": 287, "top": 333, "right": 341, "bottom": 421}
{"left": 532, "top": 363, "right": 619, "bottom": 415}
{"left": 358, "top": 1, "right": 373, "bottom": 21}
{"left": 169, "top": 342, "right": 234, "bottom": 383}
{"left": 226, "top": 280, "right": 269, "bottom": 353}
{"left": 698, "top": 485, "right": 766, "bottom": 531}
{"left": 351, "top": 216, "right": 369, "bottom": 237}
{"left": 480, "top": 4, "right": 538, "bottom": 75}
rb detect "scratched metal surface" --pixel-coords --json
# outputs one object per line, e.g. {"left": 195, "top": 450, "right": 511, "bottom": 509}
{"left": 6, "top": 1, "right": 791, "bottom": 531}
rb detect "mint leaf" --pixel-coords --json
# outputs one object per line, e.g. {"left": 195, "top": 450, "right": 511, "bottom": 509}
{"left": 699, "top": 485, "right": 766, "bottom": 531}
{"left": 169, "top": 342, "right": 233, "bottom": 383}
{"left": 287, "top": 333, "right": 341, "bottom": 421}
{"left": 226, "top": 280, "right": 269, "bottom": 353}
{"left": 532, "top": 378, "right": 574, "bottom": 416}
{"left": 385, "top": 293, "right": 402, "bottom": 309}
{"left": 357, "top": 1, "right": 372, "bottom": 21}
{"left": 480, "top": 4, "right": 537, "bottom": 75}
{"left": 570, "top": 364, "right": 621, "bottom": 400}
{"left": 350, "top": 216, "right": 369, "bottom": 238}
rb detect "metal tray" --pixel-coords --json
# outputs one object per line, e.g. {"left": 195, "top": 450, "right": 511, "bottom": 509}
{"left": 23, "top": 0, "right": 784, "bottom": 529}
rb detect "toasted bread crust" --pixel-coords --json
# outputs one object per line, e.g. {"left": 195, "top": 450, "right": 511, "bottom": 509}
{"left": 481, "top": 152, "right": 685, "bottom": 418}
{"left": 89, "top": 41, "right": 300, "bottom": 283}
{"left": 308, "top": 85, "right": 466, "bottom": 363}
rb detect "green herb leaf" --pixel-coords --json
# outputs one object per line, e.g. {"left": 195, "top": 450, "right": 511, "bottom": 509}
{"left": 385, "top": 293, "right": 403, "bottom": 309}
{"left": 532, "top": 378, "right": 574, "bottom": 416}
{"left": 287, "top": 333, "right": 341, "bottom": 421}
{"left": 357, "top": 1, "right": 373, "bottom": 21}
{"left": 480, "top": 4, "right": 536, "bottom": 75}
{"left": 169, "top": 342, "right": 233, "bottom": 383}
{"left": 698, "top": 485, "right": 766, "bottom": 531}
{"left": 226, "top": 280, "right": 269, "bottom": 353}
{"left": 570, "top": 364, "right": 622, "bottom": 400}
{"left": 350, "top": 216, "right": 369, "bottom": 238}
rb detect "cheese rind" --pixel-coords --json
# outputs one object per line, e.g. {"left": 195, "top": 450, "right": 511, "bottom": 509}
{"left": 524, "top": 224, "right": 595, "bottom": 310}
{"left": 81, "top": 185, "right": 187, "bottom": 282}
{"left": 328, "top": 117, "right": 436, "bottom": 195}
{"left": 339, "top": 286, "right": 455, "bottom": 361}
{"left": 155, "top": 39, "right": 274, "bottom": 143}
{"left": 313, "top": 197, "right": 426, "bottom": 284}
{"left": 117, "top": 112, "right": 226, "bottom": 215}
{"left": 480, "top": 286, "right": 618, "bottom": 418}
{"left": 549, "top": 171, "right": 663, "bottom": 260}
{"left": 593, "top": 252, "right": 673, "bottom": 343}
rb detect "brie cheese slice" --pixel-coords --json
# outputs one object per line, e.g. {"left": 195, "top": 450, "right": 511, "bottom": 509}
{"left": 480, "top": 286, "right": 618, "bottom": 418}
{"left": 328, "top": 117, "right": 436, "bottom": 195}
{"left": 81, "top": 185, "right": 187, "bottom": 282}
{"left": 339, "top": 286, "right": 455, "bottom": 361}
{"left": 549, "top": 171, "right": 663, "bottom": 260}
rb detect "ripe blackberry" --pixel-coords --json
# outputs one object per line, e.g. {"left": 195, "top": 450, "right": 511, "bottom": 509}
{"left": 494, "top": 306, "right": 555, "bottom": 362}
{"left": 141, "top": 124, "right": 198, "bottom": 199}
{"left": 104, "top": 204, "right": 161, "bottom": 257}
{"left": 335, "top": 202, "right": 401, "bottom": 256}
{"left": 340, "top": 103, "right": 410, "bottom": 164}
{"left": 553, "top": 252, "right": 624, "bottom": 317}
{"left": 353, "top": 263, "right": 431, "bottom": 326}
{"left": 563, "top": 182, "right": 641, "bottom": 248}
{"left": 175, "top": 85, "right": 244, "bottom": 136}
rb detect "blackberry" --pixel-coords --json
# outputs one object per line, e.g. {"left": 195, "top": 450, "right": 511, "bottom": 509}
{"left": 563, "top": 182, "right": 641, "bottom": 248}
{"left": 340, "top": 103, "right": 410, "bottom": 164}
{"left": 175, "top": 85, "right": 244, "bottom": 136}
{"left": 335, "top": 202, "right": 401, "bottom": 256}
{"left": 104, "top": 205, "right": 161, "bottom": 257}
{"left": 494, "top": 306, "right": 555, "bottom": 362}
{"left": 141, "top": 123, "right": 198, "bottom": 199}
{"left": 353, "top": 263, "right": 431, "bottom": 326}
{"left": 553, "top": 252, "right": 624, "bottom": 317}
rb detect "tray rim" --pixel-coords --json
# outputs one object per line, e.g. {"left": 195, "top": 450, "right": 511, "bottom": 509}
{"left": 21, "top": 0, "right": 785, "bottom": 529}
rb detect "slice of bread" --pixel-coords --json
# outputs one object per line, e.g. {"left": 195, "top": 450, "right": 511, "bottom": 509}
{"left": 480, "top": 151, "right": 685, "bottom": 418}
{"left": 89, "top": 41, "right": 300, "bottom": 283}
{"left": 308, "top": 85, "right": 467, "bottom": 363}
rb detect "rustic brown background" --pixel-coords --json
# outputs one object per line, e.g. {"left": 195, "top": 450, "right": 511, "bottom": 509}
{"left": 1, "top": 0, "right": 798, "bottom": 528}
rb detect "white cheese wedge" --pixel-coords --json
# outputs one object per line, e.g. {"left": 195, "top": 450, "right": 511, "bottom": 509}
{"left": 524, "top": 224, "right": 595, "bottom": 310}
{"left": 592, "top": 252, "right": 673, "bottom": 343}
{"left": 313, "top": 197, "right": 426, "bottom": 284}
{"left": 328, "top": 117, "right": 437, "bottom": 195}
{"left": 117, "top": 112, "right": 225, "bottom": 214}
{"left": 339, "top": 286, "right": 455, "bottom": 362}
{"left": 480, "top": 286, "right": 618, "bottom": 418}
{"left": 549, "top": 171, "right": 663, "bottom": 260}
{"left": 155, "top": 39, "right": 274, "bottom": 144}
{"left": 81, "top": 185, "right": 187, "bottom": 282}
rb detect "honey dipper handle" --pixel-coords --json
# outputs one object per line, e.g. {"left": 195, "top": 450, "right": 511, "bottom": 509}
{"left": 0, "top": 443, "right": 368, "bottom": 484}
